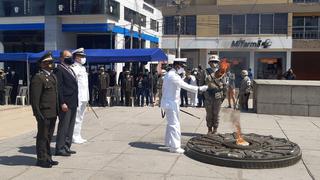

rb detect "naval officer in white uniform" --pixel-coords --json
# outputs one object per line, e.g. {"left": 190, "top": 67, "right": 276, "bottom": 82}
{"left": 161, "top": 58, "right": 208, "bottom": 153}
{"left": 71, "top": 48, "right": 89, "bottom": 144}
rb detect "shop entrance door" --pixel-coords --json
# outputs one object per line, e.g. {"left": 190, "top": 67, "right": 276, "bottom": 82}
{"left": 257, "top": 58, "right": 283, "bottom": 79}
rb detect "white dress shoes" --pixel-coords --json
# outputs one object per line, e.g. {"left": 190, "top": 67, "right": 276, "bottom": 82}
{"left": 169, "top": 147, "right": 185, "bottom": 154}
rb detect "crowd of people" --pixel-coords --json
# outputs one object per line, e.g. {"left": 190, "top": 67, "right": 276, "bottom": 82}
{"left": 1, "top": 48, "right": 300, "bottom": 162}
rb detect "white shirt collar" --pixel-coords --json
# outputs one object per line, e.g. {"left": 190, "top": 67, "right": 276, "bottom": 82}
{"left": 42, "top": 69, "right": 51, "bottom": 75}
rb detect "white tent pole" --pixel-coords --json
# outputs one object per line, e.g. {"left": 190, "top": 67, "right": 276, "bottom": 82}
{"left": 26, "top": 55, "right": 30, "bottom": 105}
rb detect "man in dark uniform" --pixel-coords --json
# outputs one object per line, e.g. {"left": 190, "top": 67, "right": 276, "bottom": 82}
{"left": 98, "top": 67, "right": 109, "bottom": 107}
{"left": 0, "top": 69, "right": 6, "bottom": 105}
{"left": 54, "top": 50, "right": 78, "bottom": 156}
{"left": 30, "top": 52, "right": 59, "bottom": 168}
{"left": 124, "top": 71, "right": 134, "bottom": 106}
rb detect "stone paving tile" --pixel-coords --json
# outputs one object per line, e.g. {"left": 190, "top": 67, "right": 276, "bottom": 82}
{"left": 89, "top": 169, "right": 165, "bottom": 180}
{"left": 104, "top": 153, "right": 179, "bottom": 174}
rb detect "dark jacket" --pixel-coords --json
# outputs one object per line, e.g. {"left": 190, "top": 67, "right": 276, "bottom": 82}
{"left": 54, "top": 64, "right": 78, "bottom": 109}
{"left": 30, "top": 70, "right": 59, "bottom": 119}
{"left": 98, "top": 73, "right": 110, "bottom": 90}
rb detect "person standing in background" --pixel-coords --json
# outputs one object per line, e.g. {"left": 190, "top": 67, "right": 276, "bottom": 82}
{"left": 71, "top": 48, "right": 89, "bottom": 144}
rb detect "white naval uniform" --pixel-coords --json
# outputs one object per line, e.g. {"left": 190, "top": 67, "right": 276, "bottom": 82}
{"left": 71, "top": 62, "right": 89, "bottom": 141}
{"left": 160, "top": 69, "right": 199, "bottom": 149}
{"left": 188, "top": 75, "right": 198, "bottom": 107}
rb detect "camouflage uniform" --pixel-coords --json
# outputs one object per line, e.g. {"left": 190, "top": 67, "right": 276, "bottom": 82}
{"left": 203, "top": 68, "right": 227, "bottom": 133}
{"left": 239, "top": 74, "right": 251, "bottom": 111}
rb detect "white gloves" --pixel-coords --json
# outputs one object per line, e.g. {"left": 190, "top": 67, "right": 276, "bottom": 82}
{"left": 198, "top": 85, "right": 208, "bottom": 92}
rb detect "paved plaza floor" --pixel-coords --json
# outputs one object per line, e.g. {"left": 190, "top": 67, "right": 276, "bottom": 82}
{"left": 0, "top": 105, "right": 319, "bottom": 180}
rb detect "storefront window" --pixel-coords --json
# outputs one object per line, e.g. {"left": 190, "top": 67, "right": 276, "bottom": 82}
{"left": 219, "top": 52, "right": 249, "bottom": 87}
{"left": 255, "top": 52, "right": 286, "bottom": 80}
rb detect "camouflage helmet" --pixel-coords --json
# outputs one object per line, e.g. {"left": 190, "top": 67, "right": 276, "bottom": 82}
{"left": 208, "top": 55, "right": 220, "bottom": 62}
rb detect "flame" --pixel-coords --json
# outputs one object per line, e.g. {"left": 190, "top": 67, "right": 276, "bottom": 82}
{"left": 229, "top": 106, "right": 249, "bottom": 146}
{"left": 215, "top": 58, "right": 230, "bottom": 78}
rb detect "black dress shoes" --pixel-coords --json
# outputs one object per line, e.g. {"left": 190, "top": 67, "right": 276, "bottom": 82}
{"left": 48, "top": 159, "right": 59, "bottom": 165}
{"left": 55, "top": 149, "right": 71, "bottom": 156}
{"left": 36, "top": 160, "right": 52, "bottom": 168}
{"left": 65, "top": 147, "right": 76, "bottom": 154}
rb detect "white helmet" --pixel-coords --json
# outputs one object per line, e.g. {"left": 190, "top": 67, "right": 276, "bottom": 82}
{"left": 208, "top": 55, "right": 220, "bottom": 62}
{"left": 241, "top": 70, "right": 248, "bottom": 76}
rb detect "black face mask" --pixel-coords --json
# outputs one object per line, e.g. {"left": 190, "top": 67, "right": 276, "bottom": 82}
{"left": 64, "top": 57, "right": 74, "bottom": 65}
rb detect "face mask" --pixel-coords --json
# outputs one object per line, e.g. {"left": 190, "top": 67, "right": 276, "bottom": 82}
{"left": 177, "top": 67, "right": 184, "bottom": 75}
{"left": 48, "top": 62, "right": 55, "bottom": 70}
{"left": 64, "top": 57, "right": 74, "bottom": 65}
{"left": 80, "top": 57, "right": 86, "bottom": 65}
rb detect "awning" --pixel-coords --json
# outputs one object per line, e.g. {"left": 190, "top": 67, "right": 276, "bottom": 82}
{"left": 29, "top": 48, "right": 168, "bottom": 63}
{"left": 0, "top": 53, "right": 30, "bottom": 62}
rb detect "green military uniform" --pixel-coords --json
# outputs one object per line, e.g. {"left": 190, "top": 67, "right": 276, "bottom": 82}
{"left": 203, "top": 67, "right": 227, "bottom": 133}
{"left": 30, "top": 53, "right": 59, "bottom": 167}
{"left": 98, "top": 70, "right": 109, "bottom": 106}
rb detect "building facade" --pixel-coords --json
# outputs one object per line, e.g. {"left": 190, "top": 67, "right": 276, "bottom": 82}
{"left": 0, "top": 0, "right": 162, "bottom": 77}
{"left": 159, "top": 0, "right": 320, "bottom": 80}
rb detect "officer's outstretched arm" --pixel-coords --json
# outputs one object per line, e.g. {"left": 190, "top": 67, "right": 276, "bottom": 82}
{"left": 173, "top": 75, "right": 198, "bottom": 93}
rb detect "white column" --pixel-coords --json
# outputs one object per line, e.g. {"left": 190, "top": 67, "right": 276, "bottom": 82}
{"left": 115, "top": 34, "right": 125, "bottom": 84}
{"left": 249, "top": 51, "right": 255, "bottom": 78}
{"left": 286, "top": 50, "right": 291, "bottom": 71}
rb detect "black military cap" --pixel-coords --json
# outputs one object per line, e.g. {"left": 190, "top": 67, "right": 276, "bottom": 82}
{"left": 38, "top": 52, "right": 54, "bottom": 64}
{"left": 72, "top": 47, "right": 86, "bottom": 56}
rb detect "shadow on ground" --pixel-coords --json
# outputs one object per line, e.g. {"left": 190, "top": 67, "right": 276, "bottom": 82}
{"left": 181, "top": 132, "right": 202, "bottom": 137}
{"left": 0, "top": 155, "right": 36, "bottom": 166}
{"left": 18, "top": 145, "right": 55, "bottom": 156}
{"left": 129, "top": 142, "right": 169, "bottom": 152}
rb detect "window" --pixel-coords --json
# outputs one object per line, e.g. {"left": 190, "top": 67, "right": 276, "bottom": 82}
{"left": 185, "top": 15, "right": 196, "bottom": 35}
{"left": 246, "top": 14, "right": 259, "bottom": 34}
{"left": 0, "top": 0, "right": 25, "bottom": 16}
{"left": 232, "top": 15, "right": 245, "bottom": 34}
{"left": 260, "top": 14, "right": 274, "bottom": 34}
{"left": 151, "top": 19, "right": 157, "bottom": 31}
{"left": 293, "top": 0, "right": 319, "bottom": 2}
{"left": 293, "top": 16, "right": 320, "bottom": 39}
{"left": 124, "top": 7, "right": 146, "bottom": 27}
{"left": 219, "top": 15, "right": 232, "bottom": 34}
{"left": 164, "top": 15, "right": 196, "bottom": 35}
{"left": 305, "top": 16, "right": 318, "bottom": 39}
{"left": 274, "top": 13, "right": 288, "bottom": 34}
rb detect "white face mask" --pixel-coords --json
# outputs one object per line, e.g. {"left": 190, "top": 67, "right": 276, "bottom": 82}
{"left": 80, "top": 58, "right": 86, "bottom": 65}
{"left": 177, "top": 67, "right": 185, "bottom": 75}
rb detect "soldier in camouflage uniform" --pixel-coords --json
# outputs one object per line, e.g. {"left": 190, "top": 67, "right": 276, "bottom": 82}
{"left": 202, "top": 55, "right": 227, "bottom": 134}
{"left": 239, "top": 70, "right": 252, "bottom": 111}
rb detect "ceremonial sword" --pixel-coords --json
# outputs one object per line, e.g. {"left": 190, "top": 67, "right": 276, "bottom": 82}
{"left": 161, "top": 109, "right": 201, "bottom": 120}
{"left": 88, "top": 104, "right": 99, "bottom": 119}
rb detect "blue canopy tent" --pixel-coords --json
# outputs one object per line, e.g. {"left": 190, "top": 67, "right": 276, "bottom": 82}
{"left": 0, "top": 48, "right": 167, "bottom": 105}
{"left": 28, "top": 48, "right": 168, "bottom": 63}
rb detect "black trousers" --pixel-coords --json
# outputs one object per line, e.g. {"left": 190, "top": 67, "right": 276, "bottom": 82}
{"left": 0, "top": 90, "right": 5, "bottom": 105}
{"left": 98, "top": 89, "right": 107, "bottom": 107}
{"left": 36, "top": 117, "right": 56, "bottom": 161}
{"left": 56, "top": 108, "right": 77, "bottom": 152}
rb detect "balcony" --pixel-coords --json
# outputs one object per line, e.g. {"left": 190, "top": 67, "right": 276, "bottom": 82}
{"left": 0, "top": 0, "right": 119, "bottom": 18}
{"left": 293, "top": 30, "right": 320, "bottom": 39}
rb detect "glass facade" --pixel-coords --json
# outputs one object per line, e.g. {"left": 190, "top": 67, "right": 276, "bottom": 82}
{"left": 124, "top": 7, "right": 146, "bottom": 27}
{"left": 293, "top": 16, "right": 320, "bottom": 39}
{"left": 164, "top": 15, "right": 197, "bottom": 35}
{"left": 0, "top": 30, "right": 44, "bottom": 52}
{"left": 220, "top": 13, "right": 288, "bottom": 35}
{"left": 0, "top": 0, "right": 120, "bottom": 17}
